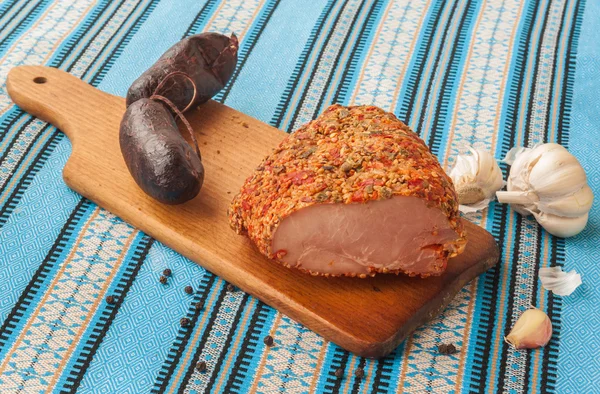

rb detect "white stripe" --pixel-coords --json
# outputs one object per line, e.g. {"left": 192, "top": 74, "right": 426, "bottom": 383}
{"left": 528, "top": 0, "right": 568, "bottom": 145}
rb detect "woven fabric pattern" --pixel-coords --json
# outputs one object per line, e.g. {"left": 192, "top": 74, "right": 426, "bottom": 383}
{"left": 0, "top": 0, "right": 598, "bottom": 393}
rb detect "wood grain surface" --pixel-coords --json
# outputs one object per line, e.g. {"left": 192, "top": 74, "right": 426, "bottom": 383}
{"left": 6, "top": 65, "right": 499, "bottom": 358}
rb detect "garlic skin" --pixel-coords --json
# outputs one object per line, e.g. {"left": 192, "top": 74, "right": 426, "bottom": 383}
{"left": 496, "top": 143, "right": 593, "bottom": 237}
{"left": 505, "top": 308, "right": 553, "bottom": 350}
{"left": 450, "top": 148, "right": 504, "bottom": 213}
{"left": 539, "top": 266, "right": 582, "bottom": 296}
{"left": 528, "top": 210, "right": 589, "bottom": 238}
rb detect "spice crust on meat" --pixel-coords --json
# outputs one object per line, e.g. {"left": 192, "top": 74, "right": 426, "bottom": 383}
{"left": 228, "top": 104, "right": 467, "bottom": 277}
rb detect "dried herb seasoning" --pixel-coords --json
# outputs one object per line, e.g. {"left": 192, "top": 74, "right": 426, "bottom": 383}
{"left": 228, "top": 104, "right": 466, "bottom": 277}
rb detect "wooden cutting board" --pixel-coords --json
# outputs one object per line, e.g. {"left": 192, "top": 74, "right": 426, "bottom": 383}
{"left": 6, "top": 65, "right": 499, "bottom": 358}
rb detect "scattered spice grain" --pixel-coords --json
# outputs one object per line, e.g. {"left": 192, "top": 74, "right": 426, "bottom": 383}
{"left": 263, "top": 335, "right": 274, "bottom": 347}
{"left": 180, "top": 318, "right": 191, "bottom": 327}
{"left": 159, "top": 276, "right": 168, "bottom": 284}
{"left": 196, "top": 361, "right": 207, "bottom": 372}
{"left": 437, "top": 343, "right": 458, "bottom": 355}
{"left": 334, "top": 368, "right": 344, "bottom": 378}
{"left": 354, "top": 368, "right": 365, "bottom": 378}
{"left": 105, "top": 295, "right": 116, "bottom": 305}
{"left": 185, "top": 285, "right": 194, "bottom": 294}
{"left": 226, "top": 283, "right": 235, "bottom": 292}
{"left": 163, "top": 268, "right": 172, "bottom": 276}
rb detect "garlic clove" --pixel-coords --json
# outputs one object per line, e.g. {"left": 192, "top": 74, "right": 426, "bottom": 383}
{"left": 528, "top": 210, "right": 589, "bottom": 238}
{"left": 451, "top": 154, "right": 476, "bottom": 179}
{"left": 503, "top": 146, "right": 531, "bottom": 166}
{"left": 472, "top": 147, "right": 504, "bottom": 199}
{"left": 505, "top": 308, "right": 552, "bottom": 349}
{"left": 536, "top": 185, "right": 594, "bottom": 217}
{"left": 506, "top": 148, "right": 534, "bottom": 192}
{"left": 529, "top": 149, "right": 587, "bottom": 197}
{"left": 539, "top": 266, "right": 582, "bottom": 296}
{"left": 450, "top": 148, "right": 503, "bottom": 212}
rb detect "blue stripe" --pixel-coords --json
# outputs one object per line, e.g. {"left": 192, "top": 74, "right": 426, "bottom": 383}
{"left": 224, "top": 0, "right": 330, "bottom": 123}
{"left": 57, "top": 233, "right": 153, "bottom": 392}
{"left": 0, "top": 199, "right": 94, "bottom": 362}
{"left": 335, "top": 0, "right": 387, "bottom": 106}
{"left": 96, "top": 0, "right": 215, "bottom": 96}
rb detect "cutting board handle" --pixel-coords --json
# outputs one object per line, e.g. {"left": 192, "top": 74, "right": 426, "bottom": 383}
{"left": 6, "top": 66, "right": 122, "bottom": 145}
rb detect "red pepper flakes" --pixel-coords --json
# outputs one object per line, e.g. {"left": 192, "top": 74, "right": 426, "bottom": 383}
{"left": 228, "top": 104, "right": 466, "bottom": 276}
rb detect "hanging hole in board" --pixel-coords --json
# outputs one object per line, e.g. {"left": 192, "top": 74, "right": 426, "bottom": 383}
{"left": 33, "top": 77, "right": 47, "bottom": 84}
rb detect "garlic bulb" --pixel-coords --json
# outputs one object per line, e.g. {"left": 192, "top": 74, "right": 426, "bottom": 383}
{"left": 505, "top": 307, "right": 553, "bottom": 349}
{"left": 496, "top": 143, "right": 593, "bottom": 237}
{"left": 450, "top": 147, "right": 504, "bottom": 213}
{"left": 539, "top": 266, "right": 582, "bottom": 296}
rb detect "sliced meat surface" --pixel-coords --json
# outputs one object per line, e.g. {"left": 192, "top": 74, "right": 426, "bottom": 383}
{"left": 228, "top": 104, "right": 466, "bottom": 277}
{"left": 272, "top": 196, "right": 458, "bottom": 276}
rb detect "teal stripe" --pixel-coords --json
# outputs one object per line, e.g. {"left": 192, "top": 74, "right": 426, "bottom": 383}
{"left": 225, "top": 303, "right": 276, "bottom": 393}
{"left": 334, "top": 0, "right": 388, "bottom": 106}
{"left": 97, "top": 0, "right": 214, "bottom": 96}
{"left": 394, "top": 0, "right": 446, "bottom": 122}
{"left": 58, "top": 0, "right": 128, "bottom": 72}
{"left": 76, "top": 242, "right": 208, "bottom": 394}
{"left": 313, "top": 0, "right": 375, "bottom": 115}
{"left": 55, "top": 231, "right": 150, "bottom": 392}
{"left": 224, "top": 0, "right": 334, "bottom": 123}
{"left": 83, "top": 0, "right": 158, "bottom": 83}
{"left": 0, "top": 199, "right": 95, "bottom": 362}
{"left": 558, "top": 0, "right": 598, "bottom": 391}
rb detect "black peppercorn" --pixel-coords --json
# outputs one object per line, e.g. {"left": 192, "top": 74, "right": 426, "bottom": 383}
{"left": 263, "top": 335, "right": 274, "bottom": 347}
{"left": 105, "top": 295, "right": 116, "bottom": 305}
{"left": 446, "top": 343, "right": 457, "bottom": 354}
{"left": 437, "top": 343, "right": 458, "bottom": 355}
{"left": 196, "top": 361, "right": 207, "bottom": 372}
{"left": 334, "top": 368, "right": 344, "bottom": 378}
{"left": 163, "top": 268, "right": 172, "bottom": 276}
{"left": 180, "top": 317, "right": 191, "bottom": 327}
{"left": 185, "top": 285, "right": 193, "bottom": 294}
{"left": 226, "top": 283, "right": 235, "bottom": 292}
{"left": 195, "top": 302, "right": 204, "bottom": 311}
{"left": 159, "top": 276, "right": 167, "bottom": 284}
{"left": 354, "top": 368, "right": 364, "bottom": 378}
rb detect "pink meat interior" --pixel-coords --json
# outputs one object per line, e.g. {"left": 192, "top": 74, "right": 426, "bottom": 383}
{"left": 272, "top": 196, "right": 458, "bottom": 275}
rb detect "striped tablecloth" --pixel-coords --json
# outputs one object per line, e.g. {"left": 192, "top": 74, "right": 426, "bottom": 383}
{"left": 0, "top": 0, "right": 598, "bottom": 393}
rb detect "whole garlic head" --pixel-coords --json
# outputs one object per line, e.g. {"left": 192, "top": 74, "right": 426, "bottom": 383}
{"left": 496, "top": 143, "right": 593, "bottom": 237}
{"left": 450, "top": 147, "right": 504, "bottom": 213}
